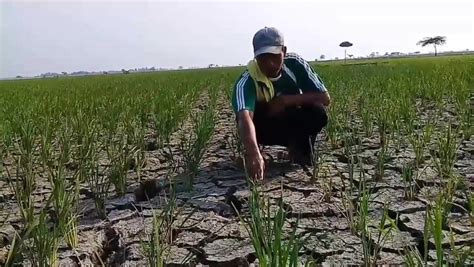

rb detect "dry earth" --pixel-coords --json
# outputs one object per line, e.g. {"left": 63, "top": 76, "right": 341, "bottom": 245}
{"left": 0, "top": 99, "right": 473, "bottom": 266}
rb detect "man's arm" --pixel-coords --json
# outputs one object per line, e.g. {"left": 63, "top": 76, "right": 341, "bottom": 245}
{"left": 267, "top": 91, "right": 330, "bottom": 116}
{"left": 237, "top": 110, "right": 264, "bottom": 180}
{"left": 279, "top": 91, "right": 330, "bottom": 107}
{"left": 237, "top": 110, "right": 258, "bottom": 155}
{"left": 284, "top": 53, "right": 330, "bottom": 106}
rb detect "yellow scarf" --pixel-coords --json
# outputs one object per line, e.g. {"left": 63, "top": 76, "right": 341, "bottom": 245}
{"left": 247, "top": 59, "right": 274, "bottom": 102}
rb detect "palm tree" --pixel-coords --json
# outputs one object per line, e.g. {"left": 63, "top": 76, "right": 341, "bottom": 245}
{"left": 339, "top": 41, "right": 353, "bottom": 63}
{"left": 417, "top": 36, "right": 446, "bottom": 56}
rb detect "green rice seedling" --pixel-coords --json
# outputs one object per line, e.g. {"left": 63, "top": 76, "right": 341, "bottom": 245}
{"left": 27, "top": 211, "right": 61, "bottom": 267}
{"left": 142, "top": 210, "right": 168, "bottom": 267}
{"left": 349, "top": 158, "right": 397, "bottom": 266}
{"left": 428, "top": 202, "right": 445, "bottom": 266}
{"left": 375, "top": 100, "right": 391, "bottom": 149}
{"left": 370, "top": 204, "right": 398, "bottom": 267}
{"left": 374, "top": 145, "right": 388, "bottom": 181}
{"left": 152, "top": 90, "right": 192, "bottom": 156}
{"left": 431, "top": 125, "right": 459, "bottom": 179}
{"left": 408, "top": 123, "right": 433, "bottom": 167}
{"left": 321, "top": 169, "right": 333, "bottom": 202}
{"left": 39, "top": 121, "right": 80, "bottom": 248}
{"left": 77, "top": 119, "right": 111, "bottom": 219}
{"left": 340, "top": 190, "right": 356, "bottom": 235}
{"left": 339, "top": 161, "right": 357, "bottom": 235}
{"left": 309, "top": 136, "right": 327, "bottom": 183}
{"left": 4, "top": 231, "right": 24, "bottom": 266}
{"left": 423, "top": 206, "right": 431, "bottom": 264}
{"left": 355, "top": 179, "right": 373, "bottom": 266}
{"left": 341, "top": 127, "right": 360, "bottom": 188}
{"left": 357, "top": 95, "right": 375, "bottom": 138}
{"left": 339, "top": 138, "right": 362, "bottom": 235}
{"left": 459, "top": 109, "right": 472, "bottom": 141}
{"left": 467, "top": 190, "right": 473, "bottom": 221}
{"left": 5, "top": 118, "right": 38, "bottom": 229}
{"left": 401, "top": 164, "right": 416, "bottom": 200}
{"left": 325, "top": 108, "right": 342, "bottom": 148}
{"left": 141, "top": 195, "right": 176, "bottom": 267}
{"left": 226, "top": 124, "right": 244, "bottom": 164}
{"left": 179, "top": 106, "right": 215, "bottom": 191}
{"left": 106, "top": 134, "right": 139, "bottom": 196}
{"left": 451, "top": 78, "right": 472, "bottom": 141}
{"left": 140, "top": 185, "right": 194, "bottom": 266}
{"left": 124, "top": 117, "right": 147, "bottom": 182}
{"left": 391, "top": 113, "right": 405, "bottom": 152}
{"left": 240, "top": 181, "right": 304, "bottom": 267}
{"left": 72, "top": 111, "right": 111, "bottom": 218}
{"left": 86, "top": 151, "right": 111, "bottom": 220}
{"left": 447, "top": 229, "right": 473, "bottom": 266}
{"left": 424, "top": 177, "right": 460, "bottom": 266}
{"left": 8, "top": 194, "right": 61, "bottom": 267}
{"left": 403, "top": 245, "right": 425, "bottom": 267}
{"left": 438, "top": 176, "right": 458, "bottom": 228}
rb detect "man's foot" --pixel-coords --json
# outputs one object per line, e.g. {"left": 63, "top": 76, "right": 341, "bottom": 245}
{"left": 288, "top": 143, "right": 312, "bottom": 166}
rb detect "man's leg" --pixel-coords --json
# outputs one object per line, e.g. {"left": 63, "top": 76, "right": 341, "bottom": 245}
{"left": 252, "top": 102, "right": 292, "bottom": 146}
{"left": 253, "top": 102, "right": 328, "bottom": 163}
{"left": 286, "top": 104, "right": 328, "bottom": 164}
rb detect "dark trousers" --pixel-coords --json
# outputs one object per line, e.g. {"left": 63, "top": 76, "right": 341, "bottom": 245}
{"left": 253, "top": 102, "right": 328, "bottom": 155}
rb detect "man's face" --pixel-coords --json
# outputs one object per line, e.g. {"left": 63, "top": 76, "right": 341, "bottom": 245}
{"left": 256, "top": 46, "right": 287, "bottom": 78}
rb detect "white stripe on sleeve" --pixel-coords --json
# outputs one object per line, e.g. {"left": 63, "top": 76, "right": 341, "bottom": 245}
{"left": 236, "top": 72, "right": 249, "bottom": 110}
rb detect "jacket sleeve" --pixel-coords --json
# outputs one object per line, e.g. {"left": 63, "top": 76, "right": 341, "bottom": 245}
{"left": 285, "top": 53, "right": 327, "bottom": 93}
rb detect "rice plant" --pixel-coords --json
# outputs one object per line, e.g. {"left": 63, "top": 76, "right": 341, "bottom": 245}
{"left": 141, "top": 193, "right": 177, "bottom": 267}
{"left": 39, "top": 122, "right": 80, "bottom": 248}
{"left": 25, "top": 207, "right": 62, "bottom": 267}
{"left": 0, "top": 54, "right": 472, "bottom": 265}
{"left": 401, "top": 164, "right": 416, "bottom": 200}
{"left": 239, "top": 181, "right": 304, "bottom": 267}
{"left": 5, "top": 117, "right": 38, "bottom": 229}
{"left": 430, "top": 125, "right": 460, "bottom": 179}
{"left": 140, "top": 185, "right": 194, "bottom": 266}
{"left": 77, "top": 120, "right": 111, "bottom": 219}
{"left": 408, "top": 123, "right": 433, "bottom": 167}
{"left": 106, "top": 134, "right": 139, "bottom": 196}
{"left": 178, "top": 105, "right": 216, "bottom": 191}
{"left": 226, "top": 124, "right": 244, "bottom": 165}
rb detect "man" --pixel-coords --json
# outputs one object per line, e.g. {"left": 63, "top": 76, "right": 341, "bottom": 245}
{"left": 231, "top": 27, "right": 330, "bottom": 180}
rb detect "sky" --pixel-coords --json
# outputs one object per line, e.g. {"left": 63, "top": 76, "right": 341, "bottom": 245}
{"left": 0, "top": 0, "right": 473, "bottom": 78}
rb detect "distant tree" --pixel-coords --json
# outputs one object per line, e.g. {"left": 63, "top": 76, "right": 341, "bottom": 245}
{"left": 320, "top": 54, "right": 325, "bottom": 60}
{"left": 16, "top": 75, "right": 22, "bottom": 79}
{"left": 369, "top": 52, "right": 375, "bottom": 57}
{"left": 339, "top": 41, "right": 353, "bottom": 63}
{"left": 178, "top": 66, "right": 183, "bottom": 70}
{"left": 62, "top": 72, "right": 67, "bottom": 75}
{"left": 348, "top": 54, "right": 354, "bottom": 59}
{"left": 417, "top": 36, "right": 446, "bottom": 56}
{"left": 121, "top": 69, "right": 129, "bottom": 74}
{"left": 103, "top": 71, "right": 108, "bottom": 75}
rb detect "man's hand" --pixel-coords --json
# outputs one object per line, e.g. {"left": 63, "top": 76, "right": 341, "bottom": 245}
{"left": 267, "top": 96, "right": 287, "bottom": 117}
{"left": 245, "top": 150, "right": 265, "bottom": 181}
{"left": 237, "top": 110, "right": 264, "bottom": 180}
